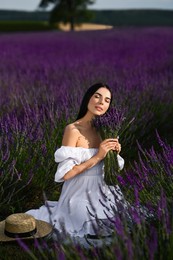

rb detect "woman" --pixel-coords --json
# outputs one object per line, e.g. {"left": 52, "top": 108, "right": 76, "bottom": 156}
{"left": 26, "top": 83, "right": 126, "bottom": 240}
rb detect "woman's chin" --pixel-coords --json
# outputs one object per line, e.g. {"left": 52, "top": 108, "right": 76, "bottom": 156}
{"left": 95, "top": 111, "right": 104, "bottom": 116}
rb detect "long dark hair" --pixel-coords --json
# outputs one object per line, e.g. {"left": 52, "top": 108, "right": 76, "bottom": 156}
{"left": 76, "top": 83, "right": 112, "bottom": 120}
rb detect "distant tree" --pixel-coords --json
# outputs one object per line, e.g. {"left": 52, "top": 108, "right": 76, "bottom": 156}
{"left": 39, "top": 0, "right": 95, "bottom": 31}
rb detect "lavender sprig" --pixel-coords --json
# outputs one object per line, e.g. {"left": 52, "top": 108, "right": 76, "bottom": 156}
{"left": 93, "top": 107, "right": 127, "bottom": 139}
{"left": 93, "top": 107, "right": 135, "bottom": 139}
{"left": 92, "top": 107, "right": 135, "bottom": 185}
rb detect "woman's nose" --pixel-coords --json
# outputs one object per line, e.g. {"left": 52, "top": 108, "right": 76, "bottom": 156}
{"left": 99, "top": 98, "right": 104, "bottom": 104}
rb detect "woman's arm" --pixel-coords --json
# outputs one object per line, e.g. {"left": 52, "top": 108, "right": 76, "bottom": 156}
{"left": 61, "top": 125, "right": 118, "bottom": 180}
{"left": 63, "top": 154, "right": 102, "bottom": 180}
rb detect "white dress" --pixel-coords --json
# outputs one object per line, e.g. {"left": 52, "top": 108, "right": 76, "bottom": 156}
{"left": 26, "top": 146, "right": 125, "bottom": 238}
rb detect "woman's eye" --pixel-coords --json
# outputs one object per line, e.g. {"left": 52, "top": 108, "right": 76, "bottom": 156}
{"left": 105, "top": 99, "right": 110, "bottom": 103}
{"left": 94, "top": 95, "right": 100, "bottom": 98}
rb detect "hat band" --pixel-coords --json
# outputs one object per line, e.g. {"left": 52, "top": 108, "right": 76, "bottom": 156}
{"left": 4, "top": 228, "right": 37, "bottom": 238}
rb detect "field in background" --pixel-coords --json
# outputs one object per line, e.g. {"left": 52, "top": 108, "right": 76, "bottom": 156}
{"left": 0, "top": 21, "right": 112, "bottom": 32}
{"left": 58, "top": 22, "right": 113, "bottom": 31}
{"left": 0, "top": 21, "right": 51, "bottom": 32}
{"left": 0, "top": 9, "right": 173, "bottom": 32}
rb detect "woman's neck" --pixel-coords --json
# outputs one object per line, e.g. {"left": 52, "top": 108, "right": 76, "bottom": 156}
{"left": 76, "top": 112, "right": 95, "bottom": 129}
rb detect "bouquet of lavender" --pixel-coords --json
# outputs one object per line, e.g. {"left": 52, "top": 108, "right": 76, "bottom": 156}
{"left": 93, "top": 107, "right": 135, "bottom": 185}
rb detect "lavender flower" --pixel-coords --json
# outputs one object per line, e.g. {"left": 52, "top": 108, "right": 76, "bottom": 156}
{"left": 92, "top": 107, "right": 135, "bottom": 185}
{"left": 93, "top": 107, "right": 127, "bottom": 139}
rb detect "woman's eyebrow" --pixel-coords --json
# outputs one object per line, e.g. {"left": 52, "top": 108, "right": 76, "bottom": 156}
{"left": 95, "top": 92, "right": 111, "bottom": 100}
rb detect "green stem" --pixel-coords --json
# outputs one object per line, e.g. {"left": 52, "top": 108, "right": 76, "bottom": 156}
{"left": 104, "top": 151, "right": 120, "bottom": 185}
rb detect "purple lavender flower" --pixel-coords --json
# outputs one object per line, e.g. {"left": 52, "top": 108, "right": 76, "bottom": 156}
{"left": 147, "top": 226, "right": 158, "bottom": 260}
{"left": 92, "top": 107, "right": 127, "bottom": 139}
{"left": 92, "top": 107, "right": 135, "bottom": 185}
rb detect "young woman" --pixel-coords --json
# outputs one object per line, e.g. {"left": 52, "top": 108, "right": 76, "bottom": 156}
{"left": 26, "top": 83, "right": 126, "bottom": 240}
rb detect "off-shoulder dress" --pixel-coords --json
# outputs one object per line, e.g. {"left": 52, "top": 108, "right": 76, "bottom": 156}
{"left": 26, "top": 146, "right": 126, "bottom": 237}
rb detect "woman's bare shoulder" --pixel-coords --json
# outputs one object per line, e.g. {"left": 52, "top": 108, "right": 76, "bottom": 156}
{"left": 64, "top": 122, "right": 80, "bottom": 133}
{"left": 62, "top": 123, "right": 80, "bottom": 146}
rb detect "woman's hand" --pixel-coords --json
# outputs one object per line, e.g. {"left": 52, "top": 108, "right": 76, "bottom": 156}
{"left": 96, "top": 138, "right": 121, "bottom": 160}
{"left": 113, "top": 138, "right": 121, "bottom": 154}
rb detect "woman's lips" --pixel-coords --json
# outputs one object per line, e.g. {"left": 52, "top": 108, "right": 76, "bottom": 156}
{"left": 95, "top": 106, "right": 103, "bottom": 111}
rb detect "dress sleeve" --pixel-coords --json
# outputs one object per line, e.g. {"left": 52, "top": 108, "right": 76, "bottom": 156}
{"left": 54, "top": 146, "right": 81, "bottom": 182}
{"left": 117, "top": 154, "right": 125, "bottom": 171}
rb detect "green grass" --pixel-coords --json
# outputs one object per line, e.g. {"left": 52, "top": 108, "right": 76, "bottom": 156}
{"left": 0, "top": 21, "right": 52, "bottom": 32}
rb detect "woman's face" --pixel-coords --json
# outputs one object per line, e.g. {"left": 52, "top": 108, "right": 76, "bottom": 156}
{"left": 87, "top": 87, "right": 111, "bottom": 116}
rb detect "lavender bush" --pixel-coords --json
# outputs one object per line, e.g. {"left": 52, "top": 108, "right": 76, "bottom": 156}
{"left": 0, "top": 27, "right": 173, "bottom": 258}
{"left": 121, "top": 134, "right": 173, "bottom": 208}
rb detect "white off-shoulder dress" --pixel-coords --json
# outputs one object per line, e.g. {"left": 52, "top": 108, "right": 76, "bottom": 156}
{"left": 26, "top": 146, "right": 125, "bottom": 238}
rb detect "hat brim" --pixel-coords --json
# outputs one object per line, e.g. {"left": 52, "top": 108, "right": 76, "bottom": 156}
{"left": 0, "top": 219, "right": 53, "bottom": 242}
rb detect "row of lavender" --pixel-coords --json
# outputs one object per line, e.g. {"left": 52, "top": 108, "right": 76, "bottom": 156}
{"left": 0, "top": 28, "right": 173, "bottom": 258}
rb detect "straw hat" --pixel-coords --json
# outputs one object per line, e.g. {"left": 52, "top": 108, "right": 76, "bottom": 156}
{"left": 0, "top": 213, "right": 53, "bottom": 242}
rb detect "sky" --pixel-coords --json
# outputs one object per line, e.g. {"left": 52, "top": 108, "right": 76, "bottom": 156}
{"left": 0, "top": 0, "right": 173, "bottom": 11}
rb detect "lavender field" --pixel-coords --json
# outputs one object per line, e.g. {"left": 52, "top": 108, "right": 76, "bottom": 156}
{"left": 0, "top": 28, "right": 173, "bottom": 258}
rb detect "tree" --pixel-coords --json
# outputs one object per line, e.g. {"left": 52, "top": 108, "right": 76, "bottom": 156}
{"left": 39, "top": 0, "right": 95, "bottom": 31}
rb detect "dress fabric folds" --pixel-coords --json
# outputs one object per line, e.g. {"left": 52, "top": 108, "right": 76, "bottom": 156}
{"left": 26, "top": 146, "right": 125, "bottom": 237}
